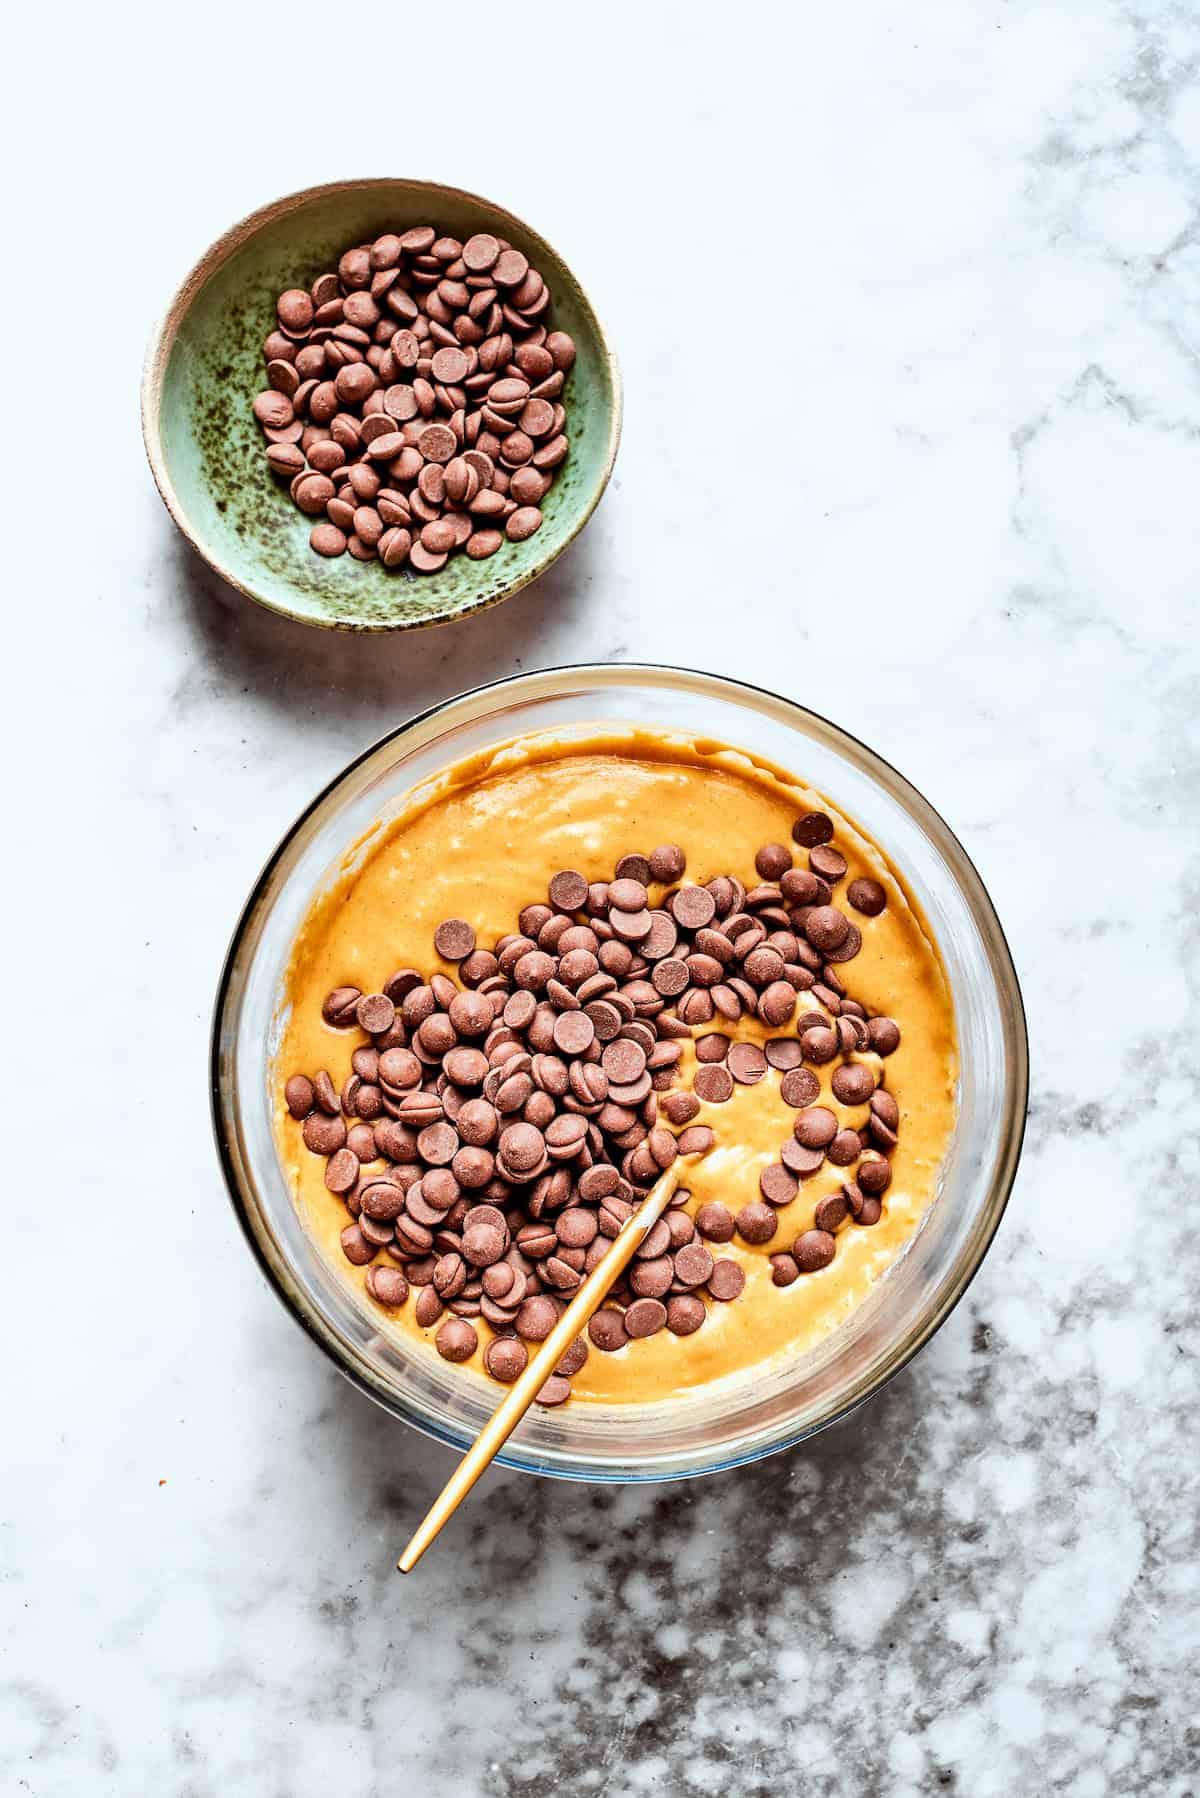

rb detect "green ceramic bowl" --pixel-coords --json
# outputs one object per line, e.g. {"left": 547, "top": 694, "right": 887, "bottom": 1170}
{"left": 141, "top": 179, "right": 622, "bottom": 632}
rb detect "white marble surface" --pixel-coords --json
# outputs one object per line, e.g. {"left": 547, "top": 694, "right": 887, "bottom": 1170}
{"left": 5, "top": 1, "right": 1198, "bottom": 1792}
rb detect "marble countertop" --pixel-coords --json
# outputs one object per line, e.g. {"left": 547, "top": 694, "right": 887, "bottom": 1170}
{"left": 6, "top": 2, "right": 1197, "bottom": 1792}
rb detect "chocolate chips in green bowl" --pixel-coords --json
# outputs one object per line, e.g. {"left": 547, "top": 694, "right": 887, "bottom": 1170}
{"left": 142, "top": 179, "right": 621, "bottom": 631}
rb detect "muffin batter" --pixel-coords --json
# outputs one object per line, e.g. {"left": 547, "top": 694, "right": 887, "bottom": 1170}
{"left": 275, "top": 726, "right": 957, "bottom": 1404}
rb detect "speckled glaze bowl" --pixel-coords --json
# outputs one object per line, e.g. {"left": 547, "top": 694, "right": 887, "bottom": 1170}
{"left": 141, "top": 180, "right": 621, "bottom": 632}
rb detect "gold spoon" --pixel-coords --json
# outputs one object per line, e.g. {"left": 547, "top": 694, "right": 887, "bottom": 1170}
{"left": 398, "top": 1160, "right": 686, "bottom": 1572}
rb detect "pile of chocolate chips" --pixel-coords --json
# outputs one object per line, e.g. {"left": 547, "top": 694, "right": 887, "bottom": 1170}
{"left": 285, "top": 816, "right": 902, "bottom": 1405}
{"left": 254, "top": 225, "right": 573, "bottom": 571}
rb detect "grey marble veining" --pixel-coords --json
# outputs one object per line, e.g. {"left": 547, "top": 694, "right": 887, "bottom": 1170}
{"left": 5, "top": 1, "right": 1198, "bottom": 1792}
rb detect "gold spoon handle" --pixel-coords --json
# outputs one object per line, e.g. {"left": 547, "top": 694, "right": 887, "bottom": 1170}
{"left": 397, "top": 1160, "right": 685, "bottom": 1572}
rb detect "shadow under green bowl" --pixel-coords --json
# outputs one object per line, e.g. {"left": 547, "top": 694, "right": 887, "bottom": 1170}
{"left": 141, "top": 179, "right": 622, "bottom": 632}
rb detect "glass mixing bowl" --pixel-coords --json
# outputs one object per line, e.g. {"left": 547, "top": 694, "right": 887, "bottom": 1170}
{"left": 212, "top": 666, "right": 1027, "bottom": 1481}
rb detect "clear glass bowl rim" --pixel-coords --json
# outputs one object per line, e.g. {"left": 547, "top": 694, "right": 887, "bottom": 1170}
{"left": 211, "top": 663, "right": 1029, "bottom": 1482}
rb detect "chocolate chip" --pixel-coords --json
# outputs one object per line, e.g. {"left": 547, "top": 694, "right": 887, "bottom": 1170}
{"left": 413, "top": 1286, "right": 443, "bottom": 1328}
{"left": 517, "top": 1222, "right": 557, "bottom": 1260}
{"left": 574, "top": 1166, "right": 618, "bottom": 1209}
{"left": 671, "top": 1241, "right": 714, "bottom": 1287}
{"left": 728, "top": 1042, "right": 767, "bottom": 1085}
{"left": 794, "top": 1107, "right": 838, "bottom": 1150}
{"left": 660, "top": 1090, "right": 700, "bottom": 1126}
{"left": 693, "top": 1064, "right": 733, "bottom": 1104}
{"left": 792, "top": 811, "right": 834, "bottom": 847}
{"left": 303, "top": 1112, "right": 347, "bottom": 1155}
{"left": 610, "top": 906, "right": 653, "bottom": 942}
{"left": 676, "top": 1126, "right": 714, "bottom": 1155}
{"left": 340, "top": 1222, "right": 375, "bottom": 1266}
{"left": 707, "top": 1259, "right": 746, "bottom": 1301}
{"left": 589, "top": 1308, "right": 629, "bottom": 1351}
{"left": 485, "top": 1337, "right": 528, "bottom": 1382}
{"left": 666, "top": 1294, "right": 707, "bottom": 1335}
{"left": 781, "top": 1139, "right": 826, "bottom": 1178}
{"left": 516, "top": 1295, "right": 559, "bottom": 1340}
{"left": 652, "top": 957, "right": 690, "bottom": 996}
{"left": 366, "top": 1265, "right": 410, "bottom": 1306}
{"left": 630, "top": 1255, "right": 673, "bottom": 1298}
{"left": 549, "top": 869, "right": 589, "bottom": 912}
{"left": 807, "top": 844, "right": 847, "bottom": 884}
{"left": 448, "top": 991, "right": 493, "bottom": 1039}
{"left": 814, "top": 1192, "right": 849, "bottom": 1232}
{"left": 602, "top": 1039, "right": 647, "bottom": 1083}
{"left": 322, "top": 985, "right": 362, "bottom": 1027}
{"left": 383, "top": 968, "right": 422, "bottom": 1004}
{"left": 676, "top": 990, "right": 714, "bottom": 1025}
{"left": 435, "top": 1318, "right": 478, "bottom": 1362}
{"left": 781, "top": 869, "right": 823, "bottom": 907}
{"left": 859, "top": 1196, "right": 884, "bottom": 1226}
{"left": 515, "top": 949, "right": 556, "bottom": 991}
{"left": 535, "top": 1374, "right": 572, "bottom": 1407}
{"left": 545, "top": 1114, "right": 587, "bottom": 1159}
{"left": 611, "top": 854, "right": 651, "bottom": 887}
{"left": 840, "top": 1179, "right": 865, "bottom": 1220}
{"left": 847, "top": 877, "right": 887, "bottom": 916}
{"left": 827, "top": 1129, "right": 862, "bottom": 1166}
{"left": 353, "top": 992, "right": 394, "bottom": 1036}
{"left": 683, "top": 949, "right": 723, "bottom": 992}
{"left": 832, "top": 1062, "right": 876, "bottom": 1105}
{"left": 857, "top": 1156, "right": 893, "bottom": 1197}
{"left": 793, "top": 1229, "right": 836, "bottom": 1272}
{"left": 825, "top": 922, "right": 863, "bottom": 964}
{"left": 624, "top": 1297, "right": 668, "bottom": 1338}
{"left": 871, "top": 1089, "right": 900, "bottom": 1132}
{"left": 780, "top": 1067, "right": 821, "bottom": 1108}
{"left": 671, "top": 886, "right": 717, "bottom": 930}
{"left": 646, "top": 1127, "right": 679, "bottom": 1170}
{"left": 310, "top": 523, "right": 348, "bottom": 557}
{"left": 324, "top": 1148, "right": 359, "bottom": 1194}
{"left": 379, "top": 1046, "right": 422, "bottom": 1090}
{"left": 689, "top": 1202, "right": 732, "bottom": 1245}
{"left": 803, "top": 906, "right": 850, "bottom": 954}
{"left": 462, "top": 1222, "right": 507, "bottom": 1267}
{"left": 770, "top": 1252, "right": 799, "bottom": 1287}
{"left": 800, "top": 1025, "right": 839, "bottom": 1064}
{"left": 345, "top": 1122, "right": 377, "bottom": 1164}
{"left": 649, "top": 844, "right": 686, "bottom": 882}
{"left": 417, "top": 1121, "right": 460, "bottom": 1166}
{"left": 758, "top": 981, "right": 798, "bottom": 1026}
{"left": 755, "top": 843, "right": 793, "bottom": 880}
{"left": 360, "top": 1212, "right": 397, "bottom": 1248}
{"left": 736, "top": 1202, "right": 778, "bottom": 1245}
{"left": 867, "top": 1017, "right": 901, "bottom": 1055}
{"left": 760, "top": 1162, "right": 799, "bottom": 1206}
{"left": 434, "top": 918, "right": 476, "bottom": 961}
{"left": 285, "top": 1075, "right": 314, "bottom": 1118}
{"left": 498, "top": 1120, "right": 545, "bottom": 1174}
{"left": 603, "top": 877, "right": 644, "bottom": 916}
{"left": 359, "top": 1180, "right": 406, "bottom": 1221}
{"left": 552, "top": 1337, "right": 589, "bottom": 1383}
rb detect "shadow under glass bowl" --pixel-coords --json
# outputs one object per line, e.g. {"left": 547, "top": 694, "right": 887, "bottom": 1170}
{"left": 212, "top": 665, "right": 1028, "bottom": 1481}
{"left": 142, "top": 179, "right": 621, "bottom": 632}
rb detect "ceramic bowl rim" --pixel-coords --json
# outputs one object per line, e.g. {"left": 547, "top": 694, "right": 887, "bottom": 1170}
{"left": 140, "top": 177, "right": 623, "bottom": 634}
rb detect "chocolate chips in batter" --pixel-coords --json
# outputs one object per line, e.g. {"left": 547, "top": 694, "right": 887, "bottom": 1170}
{"left": 284, "top": 816, "right": 903, "bottom": 1401}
